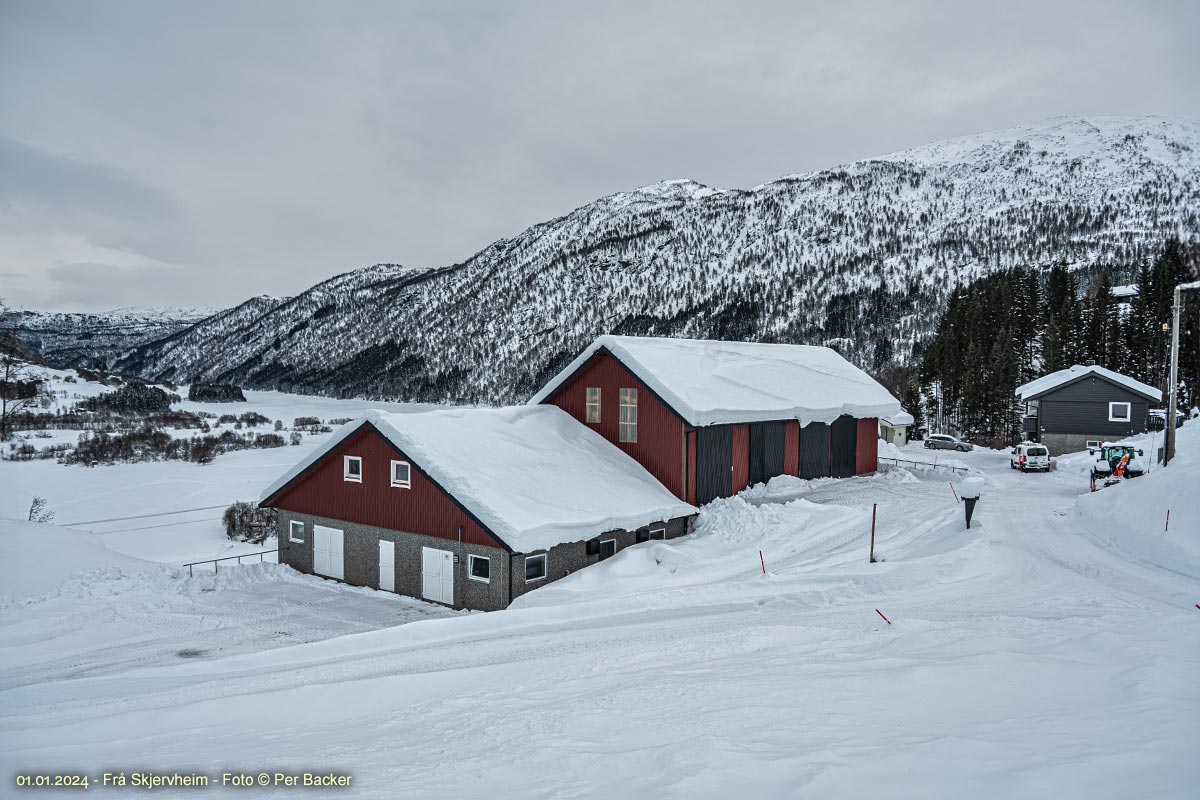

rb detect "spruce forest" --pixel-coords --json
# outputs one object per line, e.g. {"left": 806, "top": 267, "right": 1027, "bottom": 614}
{"left": 908, "top": 239, "right": 1200, "bottom": 446}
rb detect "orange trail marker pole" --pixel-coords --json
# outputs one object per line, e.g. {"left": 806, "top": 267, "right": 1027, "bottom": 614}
{"left": 759, "top": 550, "right": 766, "bottom": 574}
{"left": 876, "top": 609, "right": 891, "bottom": 625}
{"left": 950, "top": 482, "right": 960, "bottom": 503}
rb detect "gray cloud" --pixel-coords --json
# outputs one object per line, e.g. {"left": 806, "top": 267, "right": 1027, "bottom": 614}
{"left": 1, "top": 0, "right": 1197, "bottom": 312}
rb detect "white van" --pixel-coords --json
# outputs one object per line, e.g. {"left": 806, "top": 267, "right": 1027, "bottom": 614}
{"left": 1010, "top": 443, "right": 1050, "bottom": 472}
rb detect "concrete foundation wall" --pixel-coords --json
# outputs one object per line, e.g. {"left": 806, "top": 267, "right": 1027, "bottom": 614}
{"left": 1040, "top": 432, "right": 1109, "bottom": 457}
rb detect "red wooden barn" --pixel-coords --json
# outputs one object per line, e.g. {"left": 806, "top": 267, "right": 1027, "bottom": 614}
{"left": 259, "top": 406, "right": 695, "bottom": 611}
{"left": 530, "top": 336, "right": 903, "bottom": 504}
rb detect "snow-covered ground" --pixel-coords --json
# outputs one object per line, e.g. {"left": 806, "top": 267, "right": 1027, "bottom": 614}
{"left": 1, "top": 420, "right": 1197, "bottom": 798}
{"left": 2, "top": 372, "right": 436, "bottom": 564}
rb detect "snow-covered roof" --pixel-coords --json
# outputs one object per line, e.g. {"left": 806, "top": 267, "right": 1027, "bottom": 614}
{"left": 883, "top": 410, "right": 915, "bottom": 426}
{"left": 260, "top": 406, "right": 696, "bottom": 553}
{"left": 1015, "top": 364, "right": 1162, "bottom": 402}
{"left": 1111, "top": 284, "right": 1139, "bottom": 299}
{"left": 529, "top": 336, "right": 903, "bottom": 427}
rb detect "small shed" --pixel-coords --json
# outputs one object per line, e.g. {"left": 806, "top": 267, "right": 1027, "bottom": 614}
{"left": 879, "top": 410, "right": 915, "bottom": 446}
{"left": 260, "top": 407, "right": 696, "bottom": 610}
{"left": 530, "top": 336, "right": 902, "bottom": 504}
{"left": 1015, "top": 364, "right": 1162, "bottom": 455}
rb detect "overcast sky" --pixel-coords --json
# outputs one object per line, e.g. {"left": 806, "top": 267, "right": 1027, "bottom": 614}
{"left": 1, "top": 1, "right": 1197, "bottom": 313}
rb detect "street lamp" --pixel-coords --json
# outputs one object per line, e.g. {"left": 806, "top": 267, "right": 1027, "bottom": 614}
{"left": 1164, "top": 280, "right": 1200, "bottom": 466}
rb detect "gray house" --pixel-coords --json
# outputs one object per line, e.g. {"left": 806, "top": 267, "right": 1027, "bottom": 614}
{"left": 1015, "top": 364, "right": 1163, "bottom": 455}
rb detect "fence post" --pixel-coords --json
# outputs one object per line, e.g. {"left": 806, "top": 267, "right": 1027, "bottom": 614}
{"left": 869, "top": 503, "right": 877, "bottom": 563}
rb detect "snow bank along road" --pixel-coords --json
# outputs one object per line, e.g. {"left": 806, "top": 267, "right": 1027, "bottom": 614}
{"left": 2, "top": 426, "right": 1198, "bottom": 799}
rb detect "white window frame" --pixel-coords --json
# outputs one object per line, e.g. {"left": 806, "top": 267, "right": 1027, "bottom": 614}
{"left": 619, "top": 387, "right": 638, "bottom": 443}
{"left": 468, "top": 554, "right": 491, "bottom": 583}
{"left": 649, "top": 528, "right": 666, "bottom": 540}
{"left": 598, "top": 538, "right": 617, "bottom": 560}
{"left": 343, "top": 455, "right": 362, "bottom": 482}
{"left": 289, "top": 520, "right": 305, "bottom": 543}
{"left": 1108, "top": 401, "right": 1131, "bottom": 423}
{"left": 524, "top": 554, "right": 547, "bottom": 582}
{"left": 390, "top": 459, "right": 412, "bottom": 489}
{"left": 585, "top": 387, "right": 602, "bottom": 424}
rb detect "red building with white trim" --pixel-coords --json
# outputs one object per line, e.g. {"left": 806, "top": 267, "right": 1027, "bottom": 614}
{"left": 530, "top": 336, "right": 902, "bottom": 504}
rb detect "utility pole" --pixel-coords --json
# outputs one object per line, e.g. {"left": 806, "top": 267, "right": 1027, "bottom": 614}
{"left": 1164, "top": 281, "right": 1200, "bottom": 466}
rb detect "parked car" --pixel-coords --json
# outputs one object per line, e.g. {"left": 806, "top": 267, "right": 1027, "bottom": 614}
{"left": 924, "top": 434, "right": 973, "bottom": 452}
{"left": 1010, "top": 443, "right": 1050, "bottom": 472}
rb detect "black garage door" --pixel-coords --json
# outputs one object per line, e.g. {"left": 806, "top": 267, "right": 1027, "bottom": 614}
{"left": 748, "top": 421, "right": 786, "bottom": 487}
{"left": 830, "top": 415, "right": 858, "bottom": 478}
{"left": 798, "top": 421, "right": 830, "bottom": 479}
{"left": 696, "top": 425, "right": 733, "bottom": 504}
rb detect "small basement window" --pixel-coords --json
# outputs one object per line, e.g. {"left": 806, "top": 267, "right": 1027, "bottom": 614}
{"left": 649, "top": 528, "right": 666, "bottom": 540}
{"left": 344, "top": 455, "right": 362, "bottom": 482}
{"left": 525, "top": 554, "right": 547, "bottom": 582}
{"left": 619, "top": 388, "right": 638, "bottom": 442}
{"left": 598, "top": 539, "right": 617, "bottom": 560}
{"left": 585, "top": 387, "right": 602, "bottom": 424}
{"left": 289, "top": 520, "right": 305, "bottom": 543}
{"left": 469, "top": 554, "right": 490, "bottom": 583}
{"left": 391, "top": 460, "right": 411, "bottom": 488}
{"left": 1108, "top": 402, "right": 1131, "bottom": 422}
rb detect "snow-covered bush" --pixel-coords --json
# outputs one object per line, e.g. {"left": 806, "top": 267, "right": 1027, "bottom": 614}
{"left": 222, "top": 501, "right": 276, "bottom": 544}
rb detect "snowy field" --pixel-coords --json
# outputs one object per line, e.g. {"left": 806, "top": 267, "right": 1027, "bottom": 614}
{"left": 2, "top": 372, "right": 437, "bottom": 564}
{"left": 1, "top": 412, "right": 1198, "bottom": 797}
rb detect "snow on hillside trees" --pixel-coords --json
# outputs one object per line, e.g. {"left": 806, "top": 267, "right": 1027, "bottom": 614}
{"left": 917, "top": 239, "right": 1200, "bottom": 445}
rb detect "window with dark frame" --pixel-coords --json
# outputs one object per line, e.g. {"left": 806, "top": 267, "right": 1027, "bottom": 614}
{"left": 289, "top": 520, "right": 305, "bottom": 543}
{"left": 586, "top": 387, "right": 601, "bottom": 423}
{"left": 619, "top": 388, "right": 638, "bottom": 442}
{"left": 525, "top": 554, "right": 547, "bottom": 582}
{"left": 469, "top": 554, "right": 490, "bottom": 582}
{"left": 598, "top": 539, "right": 616, "bottom": 560}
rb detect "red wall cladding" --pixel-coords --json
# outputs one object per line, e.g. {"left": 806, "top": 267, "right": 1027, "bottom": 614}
{"left": 784, "top": 420, "right": 800, "bottom": 476}
{"left": 731, "top": 423, "right": 750, "bottom": 494}
{"left": 543, "top": 351, "right": 688, "bottom": 499}
{"left": 856, "top": 417, "right": 879, "bottom": 475}
{"left": 266, "top": 425, "right": 505, "bottom": 549}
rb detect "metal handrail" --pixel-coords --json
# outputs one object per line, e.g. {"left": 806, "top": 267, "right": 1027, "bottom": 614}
{"left": 878, "top": 456, "right": 970, "bottom": 474}
{"left": 183, "top": 548, "right": 279, "bottom": 576}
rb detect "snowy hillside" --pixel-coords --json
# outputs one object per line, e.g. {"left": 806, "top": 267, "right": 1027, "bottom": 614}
{"left": 3, "top": 305, "right": 222, "bottom": 369}
{"left": 27, "top": 117, "right": 1200, "bottom": 402}
{"left": 2, "top": 421, "right": 1196, "bottom": 797}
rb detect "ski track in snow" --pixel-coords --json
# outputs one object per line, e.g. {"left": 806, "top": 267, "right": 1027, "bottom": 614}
{"left": 2, "top": 430, "right": 1199, "bottom": 798}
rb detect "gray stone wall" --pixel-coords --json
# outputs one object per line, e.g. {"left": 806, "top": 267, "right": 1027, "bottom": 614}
{"left": 277, "top": 511, "right": 694, "bottom": 611}
{"left": 277, "top": 511, "right": 510, "bottom": 611}
{"left": 1041, "top": 432, "right": 1106, "bottom": 457}
{"left": 510, "top": 515, "right": 692, "bottom": 603}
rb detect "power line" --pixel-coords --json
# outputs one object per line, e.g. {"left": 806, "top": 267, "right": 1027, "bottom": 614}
{"left": 94, "top": 516, "right": 223, "bottom": 535}
{"left": 60, "top": 504, "right": 231, "bottom": 527}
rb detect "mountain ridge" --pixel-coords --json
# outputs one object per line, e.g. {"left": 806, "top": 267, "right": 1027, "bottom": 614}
{"left": 12, "top": 115, "right": 1200, "bottom": 402}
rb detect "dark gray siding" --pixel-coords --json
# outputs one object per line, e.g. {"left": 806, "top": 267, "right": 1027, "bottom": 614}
{"left": 799, "top": 421, "right": 830, "bottom": 479}
{"left": 830, "top": 415, "right": 858, "bottom": 478}
{"left": 1035, "top": 375, "right": 1152, "bottom": 438}
{"left": 748, "top": 421, "right": 786, "bottom": 487}
{"left": 696, "top": 424, "right": 733, "bottom": 504}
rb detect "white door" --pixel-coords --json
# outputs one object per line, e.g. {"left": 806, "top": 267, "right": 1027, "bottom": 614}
{"left": 421, "top": 546, "right": 454, "bottom": 604}
{"left": 378, "top": 540, "right": 395, "bottom": 592}
{"left": 313, "top": 525, "right": 344, "bottom": 580}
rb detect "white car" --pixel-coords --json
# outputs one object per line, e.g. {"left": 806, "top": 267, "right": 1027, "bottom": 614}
{"left": 1010, "top": 443, "right": 1050, "bottom": 472}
